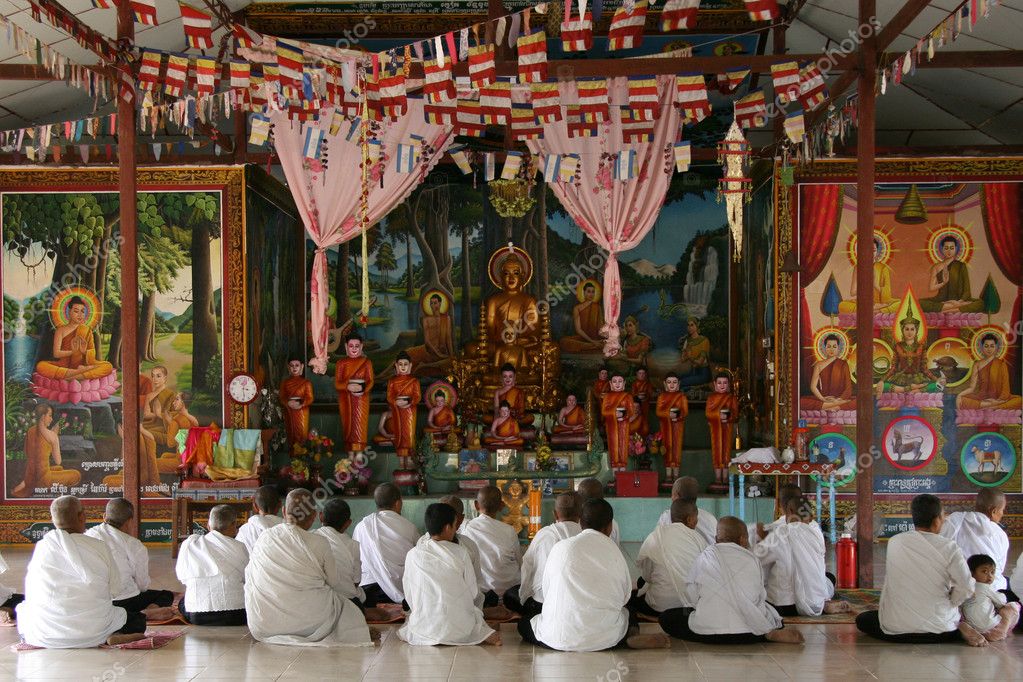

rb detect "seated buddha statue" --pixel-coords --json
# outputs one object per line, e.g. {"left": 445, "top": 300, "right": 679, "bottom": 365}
{"left": 956, "top": 333, "right": 1022, "bottom": 411}
{"left": 484, "top": 401, "right": 524, "bottom": 448}
{"left": 486, "top": 364, "right": 534, "bottom": 428}
{"left": 479, "top": 248, "right": 542, "bottom": 375}
{"left": 550, "top": 393, "right": 588, "bottom": 447}
{"left": 35, "top": 295, "right": 116, "bottom": 385}
{"left": 424, "top": 389, "right": 458, "bottom": 446}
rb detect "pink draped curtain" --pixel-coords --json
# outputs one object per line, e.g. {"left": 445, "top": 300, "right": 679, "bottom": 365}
{"left": 271, "top": 100, "right": 454, "bottom": 373}
{"left": 525, "top": 76, "right": 681, "bottom": 355}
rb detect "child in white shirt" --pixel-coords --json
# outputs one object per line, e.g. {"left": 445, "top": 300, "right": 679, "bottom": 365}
{"left": 962, "top": 554, "right": 1020, "bottom": 642}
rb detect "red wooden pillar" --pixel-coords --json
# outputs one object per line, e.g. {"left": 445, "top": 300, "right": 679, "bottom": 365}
{"left": 855, "top": 0, "right": 877, "bottom": 587}
{"left": 117, "top": 1, "right": 141, "bottom": 536}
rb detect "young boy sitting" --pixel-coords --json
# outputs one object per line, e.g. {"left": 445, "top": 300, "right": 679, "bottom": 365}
{"left": 236, "top": 485, "right": 284, "bottom": 553}
{"left": 962, "top": 554, "right": 1020, "bottom": 642}
{"left": 398, "top": 503, "right": 500, "bottom": 647}
{"left": 940, "top": 489, "right": 1009, "bottom": 592}
{"left": 315, "top": 497, "right": 365, "bottom": 605}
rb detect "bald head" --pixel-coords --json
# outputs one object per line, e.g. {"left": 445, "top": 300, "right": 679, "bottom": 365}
{"left": 374, "top": 482, "right": 402, "bottom": 511}
{"left": 50, "top": 495, "right": 84, "bottom": 533}
{"left": 671, "top": 476, "right": 700, "bottom": 502}
{"left": 439, "top": 494, "right": 466, "bottom": 521}
{"left": 253, "top": 485, "right": 281, "bottom": 515}
{"left": 670, "top": 499, "right": 699, "bottom": 527}
{"left": 716, "top": 516, "right": 749, "bottom": 547}
{"left": 285, "top": 489, "right": 316, "bottom": 529}
{"left": 976, "top": 489, "right": 1006, "bottom": 517}
{"left": 208, "top": 504, "right": 238, "bottom": 534}
{"left": 778, "top": 484, "right": 803, "bottom": 508}
{"left": 554, "top": 491, "right": 582, "bottom": 522}
{"left": 103, "top": 498, "right": 135, "bottom": 529}
{"left": 476, "top": 485, "right": 504, "bottom": 516}
{"left": 577, "top": 478, "right": 605, "bottom": 502}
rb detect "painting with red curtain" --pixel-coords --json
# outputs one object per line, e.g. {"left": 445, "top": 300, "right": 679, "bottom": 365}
{"left": 796, "top": 181, "right": 1022, "bottom": 504}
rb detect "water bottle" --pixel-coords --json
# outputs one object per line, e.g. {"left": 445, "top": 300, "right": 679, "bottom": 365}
{"left": 836, "top": 533, "right": 858, "bottom": 589}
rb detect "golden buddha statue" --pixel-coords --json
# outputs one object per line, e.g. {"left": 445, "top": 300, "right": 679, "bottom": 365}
{"left": 34, "top": 292, "right": 118, "bottom": 405}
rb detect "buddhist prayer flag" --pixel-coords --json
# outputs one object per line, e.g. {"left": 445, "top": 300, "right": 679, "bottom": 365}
{"left": 578, "top": 78, "right": 609, "bottom": 123}
{"left": 621, "top": 107, "right": 654, "bottom": 142}
{"left": 249, "top": 114, "right": 270, "bottom": 146}
{"left": 138, "top": 49, "right": 162, "bottom": 91}
{"left": 718, "top": 67, "right": 749, "bottom": 93}
{"left": 614, "top": 149, "right": 637, "bottom": 180}
{"left": 660, "top": 0, "right": 701, "bottom": 31}
{"left": 467, "top": 44, "right": 496, "bottom": 87}
{"left": 368, "top": 138, "right": 382, "bottom": 162}
{"left": 195, "top": 56, "right": 217, "bottom": 97}
{"left": 90, "top": 0, "right": 115, "bottom": 8}
{"left": 561, "top": 10, "right": 593, "bottom": 52}
{"left": 567, "top": 106, "right": 598, "bottom": 137}
{"left": 510, "top": 102, "right": 542, "bottom": 140}
{"left": 480, "top": 80, "right": 512, "bottom": 124}
{"left": 530, "top": 82, "right": 562, "bottom": 123}
{"left": 517, "top": 30, "right": 547, "bottom": 83}
{"left": 798, "top": 62, "right": 828, "bottom": 111}
{"left": 676, "top": 73, "right": 711, "bottom": 123}
{"left": 784, "top": 108, "right": 805, "bottom": 143}
{"left": 423, "top": 58, "right": 456, "bottom": 103}
{"left": 131, "top": 0, "right": 158, "bottom": 26}
{"left": 502, "top": 151, "right": 523, "bottom": 180}
{"left": 396, "top": 142, "right": 418, "bottom": 173}
{"left": 484, "top": 152, "right": 496, "bottom": 181}
{"left": 543, "top": 154, "right": 561, "bottom": 182}
{"left": 424, "top": 102, "right": 456, "bottom": 125}
{"left": 345, "top": 117, "right": 361, "bottom": 142}
{"left": 179, "top": 3, "right": 213, "bottom": 50}
{"left": 230, "top": 61, "right": 250, "bottom": 89}
{"left": 456, "top": 99, "right": 484, "bottom": 137}
{"left": 164, "top": 53, "right": 188, "bottom": 97}
{"left": 734, "top": 89, "right": 767, "bottom": 128}
{"left": 674, "top": 140, "right": 692, "bottom": 172}
{"left": 232, "top": 23, "right": 261, "bottom": 49}
{"left": 560, "top": 153, "right": 580, "bottom": 182}
{"left": 744, "top": 0, "right": 780, "bottom": 21}
{"left": 277, "top": 39, "right": 305, "bottom": 97}
{"left": 377, "top": 69, "right": 408, "bottom": 118}
{"left": 449, "top": 144, "right": 473, "bottom": 174}
{"left": 627, "top": 76, "right": 660, "bottom": 121}
{"left": 770, "top": 60, "right": 801, "bottom": 104}
{"left": 608, "top": 0, "right": 647, "bottom": 51}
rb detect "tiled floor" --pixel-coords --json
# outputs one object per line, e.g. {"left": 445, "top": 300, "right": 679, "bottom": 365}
{"left": 0, "top": 545, "right": 1020, "bottom": 681}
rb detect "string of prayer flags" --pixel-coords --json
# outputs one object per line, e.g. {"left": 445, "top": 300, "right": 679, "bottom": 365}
{"left": 614, "top": 149, "right": 638, "bottom": 180}
{"left": 449, "top": 145, "right": 473, "bottom": 174}
{"left": 344, "top": 117, "right": 361, "bottom": 142}
{"left": 424, "top": 102, "right": 456, "bottom": 125}
{"left": 627, "top": 76, "right": 659, "bottom": 121}
{"left": 676, "top": 73, "right": 711, "bottom": 123}
{"left": 798, "top": 62, "right": 828, "bottom": 111}
{"left": 131, "top": 0, "right": 158, "bottom": 26}
{"left": 164, "top": 54, "right": 188, "bottom": 97}
{"left": 567, "top": 106, "right": 598, "bottom": 137}
{"left": 660, "top": 0, "right": 701, "bottom": 31}
{"left": 480, "top": 80, "right": 512, "bottom": 124}
{"left": 517, "top": 30, "right": 547, "bottom": 83}
{"left": 468, "top": 43, "right": 497, "bottom": 88}
{"left": 502, "top": 151, "right": 523, "bottom": 180}
{"left": 230, "top": 61, "right": 250, "bottom": 89}
{"left": 560, "top": 153, "right": 580, "bottom": 182}
{"left": 784, "top": 108, "right": 805, "bottom": 143}
{"left": 138, "top": 50, "right": 162, "bottom": 91}
{"left": 368, "top": 138, "right": 382, "bottom": 163}
{"left": 578, "top": 78, "right": 609, "bottom": 122}
{"left": 561, "top": 5, "right": 594, "bottom": 52}
{"left": 734, "top": 89, "right": 767, "bottom": 128}
{"left": 378, "top": 68, "right": 408, "bottom": 118}
{"left": 90, "top": 0, "right": 115, "bottom": 8}
{"left": 396, "top": 141, "right": 419, "bottom": 173}
{"left": 511, "top": 102, "right": 542, "bottom": 140}
{"left": 718, "top": 67, "right": 750, "bottom": 93}
{"left": 484, "top": 152, "right": 496, "bottom": 181}
{"left": 195, "top": 56, "right": 217, "bottom": 97}
{"left": 743, "top": 0, "right": 780, "bottom": 21}
{"left": 674, "top": 140, "right": 692, "bottom": 172}
{"left": 179, "top": 2, "right": 213, "bottom": 50}
{"left": 530, "top": 82, "right": 562, "bottom": 123}
{"left": 456, "top": 99, "right": 485, "bottom": 137}
{"left": 543, "top": 153, "right": 561, "bottom": 182}
{"left": 770, "top": 60, "right": 801, "bottom": 104}
{"left": 608, "top": 0, "right": 647, "bottom": 51}
{"left": 424, "top": 57, "right": 456, "bottom": 103}
{"left": 232, "top": 23, "right": 260, "bottom": 49}
{"left": 276, "top": 39, "right": 305, "bottom": 98}
{"left": 249, "top": 114, "right": 271, "bottom": 146}
{"left": 621, "top": 107, "right": 655, "bottom": 142}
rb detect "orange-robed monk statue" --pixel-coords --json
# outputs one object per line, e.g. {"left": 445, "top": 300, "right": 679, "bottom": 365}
{"left": 601, "top": 371, "right": 632, "bottom": 472}
{"left": 379, "top": 352, "right": 422, "bottom": 468}
{"left": 335, "top": 334, "right": 374, "bottom": 455}
{"left": 279, "top": 357, "right": 314, "bottom": 449}
{"left": 706, "top": 371, "right": 739, "bottom": 487}
{"left": 656, "top": 373, "right": 688, "bottom": 482}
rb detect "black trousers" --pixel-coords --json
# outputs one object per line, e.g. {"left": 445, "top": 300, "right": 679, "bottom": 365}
{"left": 627, "top": 591, "right": 661, "bottom": 618}
{"left": 855, "top": 610, "right": 962, "bottom": 643}
{"left": 114, "top": 589, "right": 175, "bottom": 613}
{"left": 181, "top": 608, "right": 247, "bottom": 626}
{"left": 1, "top": 594, "right": 24, "bottom": 610}
{"left": 502, "top": 586, "right": 539, "bottom": 617}
{"left": 769, "top": 603, "right": 800, "bottom": 618}
{"left": 115, "top": 609, "right": 148, "bottom": 635}
{"left": 659, "top": 608, "right": 769, "bottom": 644}
{"left": 518, "top": 608, "right": 637, "bottom": 650}
{"left": 361, "top": 583, "right": 396, "bottom": 608}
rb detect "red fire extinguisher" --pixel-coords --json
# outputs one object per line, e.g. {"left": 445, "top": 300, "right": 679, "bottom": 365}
{"left": 836, "top": 533, "right": 858, "bottom": 589}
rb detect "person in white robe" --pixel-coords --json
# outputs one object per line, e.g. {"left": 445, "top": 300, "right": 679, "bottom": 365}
{"left": 856, "top": 494, "right": 985, "bottom": 646}
{"left": 84, "top": 498, "right": 176, "bottom": 618}
{"left": 398, "top": 503, "right": 500, "bottom": 646}
{"left": 0, "top": 549, "right": 24, "bottom": 625}
{"left": 754, "top": 495, "right": 848, "bottom": 617}
{"left": 749, "top": 483, "right": 804, "bottom": 549}
{"left": 659, "top": 516, "right": 803, "bottom": 644}
{"left": 245, "top": 489, "right": 374, "bottom": 647}
{"left": 578, "top": 478, "right": 622, "bottom": 544}
{"left": 635, "top": 499, "right": 708, "bottom": 615}
{"left": 961, "top": 553, "right": 1020, "bottom": 641}
{"left": 17, "top": 496, "right": 146, "bottom": 647}
{"left": 460, "top": 485, "right": 522, "bottom": 603}
{"left": 175, "top": 504, "right": 248, "bottom": 626}
{"left": 513, "top": 492, "right": 582, "bottom": 617}
{"left": 235, "top": 485, "right": 284, "bottom": 553}
{"left": 315, "top": 497, "right": 365, "bottom": 604}
{"left": 656, "top": 476, "right": 717, "bottom": 546}
{"left": 351, "top": 482, "right": 420, "bottom": 606}
{"left": 939, "top": 489, "right": 1010, "bottom": 592}
{"left": 519, "top": 499, "right": 670, "bottom": 651}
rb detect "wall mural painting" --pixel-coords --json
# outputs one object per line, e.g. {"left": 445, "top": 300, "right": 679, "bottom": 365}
{"left": 2, "top": 179, "right": 229, "bottom": 503}
{"left": 797, "top": 180, "right": 1022, "bottom": 498}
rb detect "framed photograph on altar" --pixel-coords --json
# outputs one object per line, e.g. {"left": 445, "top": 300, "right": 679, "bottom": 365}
{"left": 525, "top": 453, "right": 573, "bottom": 492}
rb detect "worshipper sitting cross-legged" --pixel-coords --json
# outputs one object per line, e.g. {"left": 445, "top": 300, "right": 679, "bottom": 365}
{"left": 856, "top": 494, "right": 986, "bottom": 646}
{"left": 507, "top": 491, "right": 583, "bottom": 619}
{"left": 85, "top": 498, "right": 176, "bottom": 620}
{"left": 352, "top": 482, "right": 420, "bottom": 607}
{"left": 632, "top": 499, "right": 708, "bottom": 618}
{"left": 316, "top": 497, "right": 366, "bottom": 607}
{"left": 940, "top": 489, "right": 1011, "bottom": 597}
{"left": 658, "top": 516, "right": 804, "bottom": 645}
{"left": 174, "top": 504, "right": 248, "bottom": 626}
{"left": 0, "top": 549, "right": 25, "bottom": 626}
{"left": 245, "top": 489, "right": 375, "bottom": 646}
{"left": 518, "top": 499, "right": 670, "bottom": 651}
{"left": 755, "top": 494, "right": 850, "bottom": 617}
{"left": 750, "top": 483, "right": 804, "bottom": 550}
{"left": 657, "top": 476, "right": 717, "bottom": 546}
{"left": 235, "top": 485, "right": 284, "bottom": 553}
{"left": 577, "top": 478, "right": 621, "bottom": 545}
{"left": 17, "top": 495, "right": 147, "bottom": 647}
{"left": 460, "top": 485, "right": 522, "bottom": 608}
{"left": 962, "top": 553, "right": 1020, "bottom": 642}
{"left": 398, "top": 503, "right": 502, "bottom": 647}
